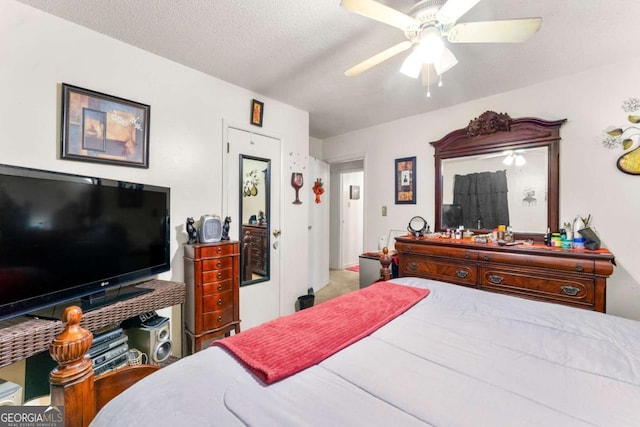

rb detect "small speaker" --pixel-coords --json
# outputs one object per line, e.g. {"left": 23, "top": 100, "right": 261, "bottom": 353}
{"left": 126, "top": 318, "right": 172, "bottom": 365}
{"left": 198, "top": 214, "right": 222, "bottom": 243}
{"left": 0, "top": 379, "right": 22, "bottom": 406}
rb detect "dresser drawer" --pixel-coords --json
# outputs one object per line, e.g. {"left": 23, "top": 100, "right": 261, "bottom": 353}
{"left": 397, "top": 242, "right": 477, "bottom": 261}
{"left": 202, "top": 257, "right": 234, "bottom": 271}
{"left": 202, "top": 278, "right": 234, "bottom": 295}
{"left": 479, "top": 267, "right": 595, "bottom": 307}
{"left": 202, "top": 308, "right": 235, "bottom": 331}
{"left": 195, "top": 243, "right": 238, "bottom": 258}
{"left": 202, "top": 268, "right": 234, "bottom": 284}
{"left": 400, "top": 255, "right": 477, "bottom": 287}
{"left": 202, "top": 290, "right": 234, "bottom": 312}
{"left": 478, "top": 250, "right": 594, "bottom": 274}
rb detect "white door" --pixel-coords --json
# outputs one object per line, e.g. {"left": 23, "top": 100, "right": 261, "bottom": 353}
{"left": 224, "top": 125, "right": 281, "bottom": 330}
{"left": 308, "top": 157, "right": 330, "bottom": 291}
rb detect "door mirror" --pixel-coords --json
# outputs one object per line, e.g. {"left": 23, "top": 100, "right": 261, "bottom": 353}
{"left": 239, "top": 155, "right": 270, "bottom": 286}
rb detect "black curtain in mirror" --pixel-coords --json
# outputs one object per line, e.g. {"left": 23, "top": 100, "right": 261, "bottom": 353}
{"left": 453, "top": 170, "right": 509, "bottom": 229}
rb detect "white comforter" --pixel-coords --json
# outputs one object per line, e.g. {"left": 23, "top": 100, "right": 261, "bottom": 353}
{"left": 91, "top": 278, "right": 640, "bottom": 426}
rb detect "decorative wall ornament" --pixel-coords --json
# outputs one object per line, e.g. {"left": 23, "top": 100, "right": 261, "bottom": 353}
{"left": 467, "top": 111, "right": 512, "bottom": 138}
{"left": 291, "top": 172, "right": 303, "bottom": 205}
{"left": 395, "top": 156, "right": 416, "bottom": 204}
{"left": 312, "top": 178, "right": 324, "bottom": 203}
{"left": 603, "top": 97, "right": 640, "bottom": 175}
{"left": 251, "top": 99, "right": 264, "bottom": 127}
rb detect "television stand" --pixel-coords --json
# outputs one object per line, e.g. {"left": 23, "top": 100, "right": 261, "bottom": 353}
{"left": 0, "top": 279, "right": 186, "bottom": 369}
{"left": 28, "top": 285, "right": 154, "bottom": 321}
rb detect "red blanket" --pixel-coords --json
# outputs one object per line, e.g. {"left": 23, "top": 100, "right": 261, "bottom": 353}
{"left": 212, "top": 281, "right": 429, "bottom": 384}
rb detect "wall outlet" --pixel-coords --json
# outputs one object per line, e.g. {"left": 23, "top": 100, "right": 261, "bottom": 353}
{"left": 382, "top": 205, "right": 387, "bottom": 216}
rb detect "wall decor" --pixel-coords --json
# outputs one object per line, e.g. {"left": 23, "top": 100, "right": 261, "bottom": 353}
{"left": 349, "top": 185, "right": 360, "bottom": 200}
{"left": 603, "top": 97, "right": 640, "bottom": 175}
{"left": 395, "top": 156, "right": 416, "bottom": 204}
{"left": 251, "top": 99, "right": 264, "bottom": 127}
{"left": 291, "top": 172, "right": 303, "bottom": 204}
{"left": 313, "top": 178, "right": 324, "bottom": 203}
{"left": 60, "top": 83, "right": 150, "bottom": 168}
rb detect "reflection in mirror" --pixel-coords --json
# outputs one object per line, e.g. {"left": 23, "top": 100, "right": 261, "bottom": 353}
{"left": 441, "top": 146, "right": 548, "bottom": 232}
{"left": 240, "top": 155, "right": 270, "bottom": 286}
{"left": 432, "top": 112, "right": 566, "bottom": 241}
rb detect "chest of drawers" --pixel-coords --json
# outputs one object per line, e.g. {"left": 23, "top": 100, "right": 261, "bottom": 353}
{"left": 184, "top": 241, "right": 240, "bottom": 354}
{"left": 394, "top": 237, "right": 615, "bottom": 312}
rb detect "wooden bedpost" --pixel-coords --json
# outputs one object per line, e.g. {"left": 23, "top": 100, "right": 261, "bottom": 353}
{"left": 379, "top": 247, "right": 392, "bottom": 282}
{"left": 49, "top": 306, "right": 95, "bottom": 427}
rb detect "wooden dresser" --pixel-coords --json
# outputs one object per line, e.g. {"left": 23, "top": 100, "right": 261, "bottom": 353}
{"left": 242, "top": 224, "right": 268, "bottom": 276}
{"left": 183, "top": 241, "right": 240, "bottom": 354}
{"left": 394, "top": 236, "right": 615, "bottom": 312}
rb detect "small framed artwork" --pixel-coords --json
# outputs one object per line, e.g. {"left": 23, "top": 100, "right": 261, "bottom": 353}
{"left": 349, "top": 185, "right": 360, "bottom": 200}
{"left": 395, "top": 156, "right": 416, "bottom": 204}
{"left": 251, "top": 99, "right": 264, "bottom": 127}
{"left": 60, "top": 83, "right": 150, "bottom": 168}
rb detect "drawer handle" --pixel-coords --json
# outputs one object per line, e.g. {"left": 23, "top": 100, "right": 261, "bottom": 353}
{"left": 217, "top": 298, "right": 223, "bottom": 306}
{"left": 408, "top": 262, "right": 419, "bottom": 271}
{"left": 217, "top": 261, "right": 222, "bottom": 267}
{"left": 217, "top": 272, "right": 223, "bottom": 279}
{"left": 464, "top": 252, "right": 471, "bottom": 259}
{"left": 484, "top": 254, "right": 491, "bottom": 261}
{"left": 561, "top": 286, "right": 580, "bottom": 296}
{"left": 488, "top": 274, "right": 503, "bottom": 284}
{"left": 406, "top": 244, "right": 413, "bottom": 252}
{"left": 574, "top": 263, "right": 584, "bottom": 272}
{"left": 216, "top": 247, "right": 222, "bottom": 253}
{"left": 217, "top": 284, "right": 223, "bottom": 291}
{"left": 456, "top": 270, "right": 469, "bottom": 279}
{"left": 217, "top": 315, "right": 223, "bottom": 322}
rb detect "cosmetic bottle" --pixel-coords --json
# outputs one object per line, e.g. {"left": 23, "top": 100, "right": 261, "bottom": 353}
{"left": 544, "top": 227, "right": 551, "bottom": 246}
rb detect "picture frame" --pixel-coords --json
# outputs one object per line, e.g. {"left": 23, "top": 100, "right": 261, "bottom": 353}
{"left": 60, "top": 83, "right": 150, "bottom": 168}
{"left": 395, "top": 156, "right": 416, "bottom": 204}
{"left": 349, "top": 185, "right": 360, "bottom": 200}
{"left": 251, "top": 99, "right": 264, "bottom": 127}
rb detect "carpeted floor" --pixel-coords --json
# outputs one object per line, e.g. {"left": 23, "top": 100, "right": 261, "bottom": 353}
{"left": 314, "top": 269, "right": 359, "bottom": 305}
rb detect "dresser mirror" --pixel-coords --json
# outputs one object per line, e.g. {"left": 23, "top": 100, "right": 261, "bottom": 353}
{"left": 240, "top": 155, "right": 270, "bottom": 286}
{"left": 432, "top": 112, "right": 566, "bottom": 241}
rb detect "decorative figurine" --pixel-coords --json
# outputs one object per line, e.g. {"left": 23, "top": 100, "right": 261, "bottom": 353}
{"left": 221, "top": 216, "right": 231, "bottom": 240}
{"left": 257, "top": 211, "right": 265, "bottom": 225}
{"left": 312, "top": 178, "right": 324, "bottom": 203}
{"left": 186, "top": 217, "right": 198, "bottom": 244}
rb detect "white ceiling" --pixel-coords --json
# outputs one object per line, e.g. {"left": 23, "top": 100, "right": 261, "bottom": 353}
{"left": 17, "top": 0, "right": 640, "bottom": 139}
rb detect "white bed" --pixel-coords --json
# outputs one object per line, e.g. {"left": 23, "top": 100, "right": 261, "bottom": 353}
{"left": 91, "top": 278, "right": 640, "bottom": 426}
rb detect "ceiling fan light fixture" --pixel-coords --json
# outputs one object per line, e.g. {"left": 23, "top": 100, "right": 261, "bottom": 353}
{"left": 433, "top": 46, "right": 458, "bottom": 75}
{"left": 416, "top": 27, "right": 444, "bottom": 63}
{"left": 399, "top": 47, "right": 423, "bottom": 78}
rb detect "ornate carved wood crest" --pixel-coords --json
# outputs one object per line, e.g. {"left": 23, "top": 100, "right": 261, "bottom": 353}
{"left": 466, "top": 111, "right": 512, "bottom": 137}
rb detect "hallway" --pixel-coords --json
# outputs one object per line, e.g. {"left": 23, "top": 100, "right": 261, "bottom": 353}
{"left": 314, "top": 269, "right": 359, "bottom": 305}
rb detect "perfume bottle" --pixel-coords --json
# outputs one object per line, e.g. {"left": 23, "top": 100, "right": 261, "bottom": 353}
{"left": 544, "top": 227, "right": 551, "bottom": 246}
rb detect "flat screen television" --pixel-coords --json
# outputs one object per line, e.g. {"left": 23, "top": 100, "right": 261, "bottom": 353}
{"left": 0, "top": 164, "right": 170, "bottom": 321}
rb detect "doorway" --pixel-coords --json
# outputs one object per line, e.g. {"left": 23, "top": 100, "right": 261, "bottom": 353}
{"left": 329, "top": 159, "right": 364, "bottom": 271}
{"left": 224, "top": 125, "right": 281, "bottom": 330}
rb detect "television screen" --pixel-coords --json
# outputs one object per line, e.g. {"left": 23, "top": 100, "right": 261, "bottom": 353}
{"left": 0, "top": 164, "right": 170, "bottom": 321}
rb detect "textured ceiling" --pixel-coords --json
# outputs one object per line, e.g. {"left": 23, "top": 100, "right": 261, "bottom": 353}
{"left": 17, "top": 0, "right": 640, "bottom": 139}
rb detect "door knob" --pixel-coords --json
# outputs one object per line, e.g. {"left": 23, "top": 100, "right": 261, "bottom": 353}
{"left": 272, "top": 229, "right": 281, "bottom": 237}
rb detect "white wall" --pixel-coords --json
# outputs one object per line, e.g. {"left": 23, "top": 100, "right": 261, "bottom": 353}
{"left": 1, "top": 1, "right": 310, "bottom": 332}
{"left": 323, "top": 57, "right": 640, "bottom": 320}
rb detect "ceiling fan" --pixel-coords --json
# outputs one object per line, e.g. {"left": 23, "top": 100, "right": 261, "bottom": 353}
{"left": 341, "top": 0, "right": 542, "bottom": 92}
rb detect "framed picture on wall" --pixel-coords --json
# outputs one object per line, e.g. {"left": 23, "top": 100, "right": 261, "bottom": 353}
{"left": 251, "top": 99, "right": 264, "bottom": 127}
{"left": 395, "top": 156, "right": 416, "bottom": 204}
{"left": 349, "top": 185, "right": 360, "bottom": 200}
{"left": 60, "top": 83, "right": 150, "bottom": 168}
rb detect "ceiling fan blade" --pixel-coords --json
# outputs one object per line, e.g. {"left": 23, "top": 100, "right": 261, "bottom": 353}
{"left": 448, "top": 18, "right": 542, "bottom": 43}
{"left": 341, "top": 0, "right": 418, "bottom": 30}
{"left": 436, "top": 0, "right": 481, "bottom": 25}
{"left": 345, "top": 41, "right": 413, "bottom": 76}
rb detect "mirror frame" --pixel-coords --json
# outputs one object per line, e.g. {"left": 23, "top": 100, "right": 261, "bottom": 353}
{"left": 432, "top": 111, "right": 566, "bottom": 242}
{"left": 239, "top": 154, "right": 271, "bottom": 287}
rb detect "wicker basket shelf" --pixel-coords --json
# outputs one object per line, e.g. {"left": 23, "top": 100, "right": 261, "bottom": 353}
{"left": 0, "top": 280, "right": 186, "bottom": 368}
